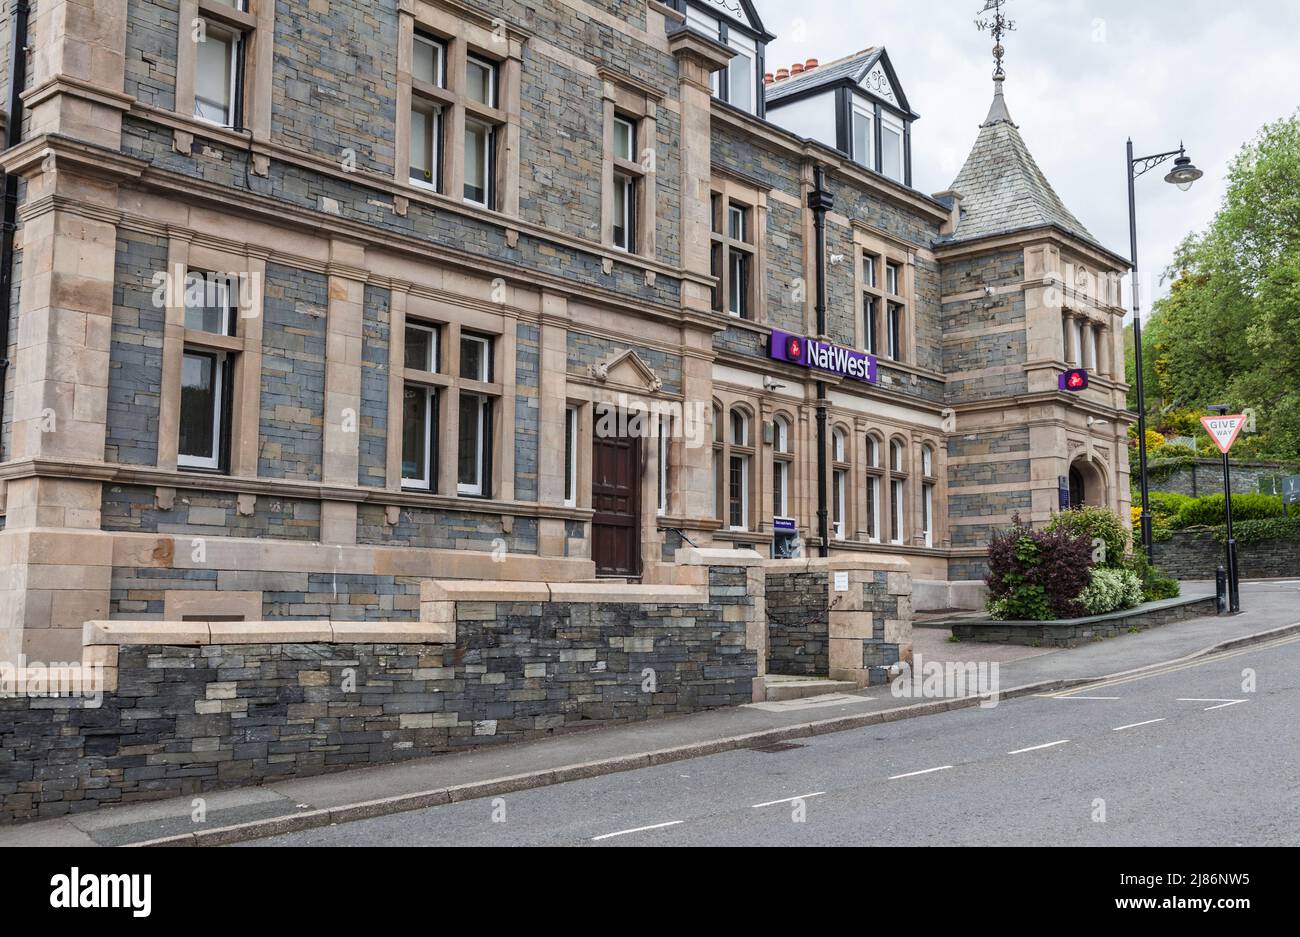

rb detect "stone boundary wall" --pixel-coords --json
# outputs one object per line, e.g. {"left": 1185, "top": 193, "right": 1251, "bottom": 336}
{"left": 949, "top": 595, "right": 1217, "bottom": 648}
{"left": 1153, "top": 530, "right": 1300, "bottom": 581}
{"left": 1150, "top": 459, "right": 1299, "bottom": 498}
{"left": 765, "top": 569, "right": 829, "bottom": 677}
{"left": 764, "top": 557, "right": 913, "bottom": 687}
{"left": 0, "top": 550, "right": 765, "bottom": 824}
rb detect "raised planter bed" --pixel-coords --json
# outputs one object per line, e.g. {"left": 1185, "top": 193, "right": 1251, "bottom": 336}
{"left": 946, "top": 594, "right": 1218, "bottom": 648}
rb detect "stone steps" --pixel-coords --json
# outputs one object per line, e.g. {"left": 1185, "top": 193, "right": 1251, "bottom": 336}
{"left": 765, "top": 675, "right": 861, "bottom": 702}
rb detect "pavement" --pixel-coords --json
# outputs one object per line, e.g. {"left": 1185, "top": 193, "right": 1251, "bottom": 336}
{"left": 2, "top": 579, "right": 1297, "bottom": 848}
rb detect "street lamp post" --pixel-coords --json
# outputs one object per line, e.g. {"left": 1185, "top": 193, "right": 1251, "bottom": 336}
{"left": 1126, "top": 140, "right": 1203, "bottom": 561}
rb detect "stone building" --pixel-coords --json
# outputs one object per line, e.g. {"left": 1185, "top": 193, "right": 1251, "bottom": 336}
{"left": 0, "top": 0, "right": 1133, "bottom": 661}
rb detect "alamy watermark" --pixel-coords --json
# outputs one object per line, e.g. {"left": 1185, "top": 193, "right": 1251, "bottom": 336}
{"left": 890, "top": 653, "right": 1000, "bottom": 709}
{"left": 0, "top": 657, "right": 105, "bottom": 707}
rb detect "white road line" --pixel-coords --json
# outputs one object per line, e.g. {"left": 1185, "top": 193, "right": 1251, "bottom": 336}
{"left": 1008, "top": 739, "right": 1070, "bottom": 755}
{"left": 1054, "top": 695, "right": 1122, "bottom": 701}
{"left": 1113, "top": 718, "right": 1166, "bottom": 731}
{"left": 1177, "top": 698, "right": 1249, "bottom": 711}
{"left": 889, "top": 766, "right": 953, "bottom": 780}
{"left": 752, "top": 792, "right": 825, "bottom": 809}
{"left": 591, "top": 820, "right": 683, "bottom": 841}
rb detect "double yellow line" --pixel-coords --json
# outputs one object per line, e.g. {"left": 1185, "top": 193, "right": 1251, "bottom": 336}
{"left": 1050, "top": 630, "right": 1300, "bottom": 698}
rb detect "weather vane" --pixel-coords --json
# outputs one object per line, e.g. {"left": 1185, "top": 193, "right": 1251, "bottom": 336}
{"left": 975, "top": 0, "right": 1016, "bottom": 81}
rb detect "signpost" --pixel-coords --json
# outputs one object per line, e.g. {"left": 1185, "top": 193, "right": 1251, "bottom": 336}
{"left": 1283, "top": 475, "right": 1300, "bottom": 518}
{"left": 1202, "top": 411, "right": 1249, "bottom": 613}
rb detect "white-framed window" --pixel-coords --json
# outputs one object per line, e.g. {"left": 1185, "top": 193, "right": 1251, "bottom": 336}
{"left": 656, "top": 414, "right": 670, "bottom": 516}
{"left": 410, "top": 99, "right": 443, "bottom": 191}
{"left": 880, "top": 112, "right": 905, "bottom": 182}
{"left": 194, "top": 19, "right": 242, "bottom": 127}
{"left": 723, "top": 32, "right": 756, "bottom": 114}
{"left": 886, "top": 262, "right": 900, "bottom": 295}
{"left": 464, "top": 118, "right": 495, "bottom": 207}
{"left": 890, "top": 478, "right": 905, "bottom": 545}
{"left": 402, "top": 384, "right": 437, "bottom": 491}
{"left": 466, "top": 53, "right": 497, "bottom": 107}
{"left": 413, "top": 31, "right": 446, "bottom": 88}
{"left": 731, "top": 410, "right": 748, "bottom": 447}
{"left": 852, "top": 104, "right": 874, "bottom": 168}
{"left": 887, "top": 302, "right": 903, "bottom": 361}
{"left": 890, "top": 439, "right": 903, "bottom": 473}
{"left": 865, "top": 475, "right": 880, "bottom": 543}
{"left": 614, "top": 115, "right": 636, "bottom": 162}
{"left": 832, "top": 428, "right": 847, "bottom": 463}
{"left": 922, "top": 482, "right": 934, "bottom": 548}
{"left": 457, "top": 392, "right": 490, "bottom": 496}
{"left": 460, "top": 332, "right": 492, "bottom": 382}
{"left": 720, "top": 202, "right": 752, "bottom": 320}
{"left": 404, "top": 321, "right": 439, "bottom": 372}
{"left": 773, "top": 415, "right": 791, "bottom": 519}
{"left": 833, "top": 469, "right": 847, "bottom": 540}
{"left": 921, "top": 444, "right": 934, "bottom": 478}
{"left": 613, "top": 172, "right": 636, "bottom": 252}
{"left": 729, "top": 452, "right": 750, "bottom": 531}
{"left": 564, "top": 404, "right": 578, "bottom": 507}
{"left": 183, "top": 270, "right": 238, "bottom": 336}
{"left": 178, "top": 349, "right": 230, "bottom": 471}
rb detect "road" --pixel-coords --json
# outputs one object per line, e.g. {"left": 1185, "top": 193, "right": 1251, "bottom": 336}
{"left": 247, "top": 630, "right": 1300, "bottom": 847}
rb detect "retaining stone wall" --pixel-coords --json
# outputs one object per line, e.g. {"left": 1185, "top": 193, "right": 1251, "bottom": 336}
{"left": 950, "top": 595, "right": 1217, "bottom": 648}
{"left": 1149, "top": 460, "right": 1300, "bottom": 498}
{"left": 1153, "top": 530, "right": 1300, "bottom": 581}
{"left": 0, "top": 566, "right": 757, "bottom": 824}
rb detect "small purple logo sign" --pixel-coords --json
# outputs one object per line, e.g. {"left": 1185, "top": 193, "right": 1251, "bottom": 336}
{"left": 1059, "top": 369, "right": 1089, "bottom": 392}
{"left": 769, "top": 330, "right": 878, "bottom": 385}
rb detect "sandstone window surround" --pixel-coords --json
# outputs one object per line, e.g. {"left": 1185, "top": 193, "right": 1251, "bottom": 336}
{"left": 157, "top": 238, "right": 267, "bottom": 478}
{"left": 395, "top": 0, "right": 523, "bottom": 215}
{"left": 655, "top": 412, "right": 673, "bottom": 516}
{"left": 919, "top": 441, "right": 937, "bottom": 549}
{"left": 601, "top": 71, "right": 660, "bottom": 258}
{"left": 1061, "top": 310, "right": 1110, "bottom": 376}
{"left": 174, "top": 0, "right": 273, "bottom": 156}
{"left": 855, "top": 229, "right": 914, "bottom": 364}
{"left": 709, "top": 174, "right": 768, "bottom": 321}
{"left": 713, "top": 400, "right": 757, "bottom": 533}
{"left": 385, "top": 289, "right": 513, "bottom": 501}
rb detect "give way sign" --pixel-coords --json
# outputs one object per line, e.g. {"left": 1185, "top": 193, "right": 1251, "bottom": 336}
{"left": 1201, "top": 414, "right": 1248, "bottom": 454}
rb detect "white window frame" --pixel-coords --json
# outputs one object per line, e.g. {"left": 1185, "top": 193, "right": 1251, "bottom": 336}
{"left": 887, "top": 303, "right": 903, "bottom": 361}
{"left": 724, "top": 32, "right": 757, "bottom": 114}
{"left": 194, "top": 19, "right": 241, "bottom": 128}
{"left": 463, "top": 118, "right": 495, "bottom": 208}
{"left": 401, "top": 384, "right": 437, "bottom": 491}
{"left": 457, "top": 392, "right": 489, "bottom": 496}
{"left": 178, "top": 348, "right": 229, "bottom": 471}
{"left": 833, "top": 468, "right": 847, "bottom": 540}
{"left": 466, "top": 53, "right": 498, "bottom": 107}
{"left": 852, "top": 102, "right": 874, "bottom": 168}
{"left": 774, "top": 460, "right": 788, "bottom": 517}
{"left": 614, "top": 115, "right": 637, "bottom": 163}
{"left": 656, "top": 415, "right": 670, "bottom": 516}
{"left": 866, "top": 475, "right": 881, "bottom": 543}
{"left": 880, "top": 111, "right": 905, "bottom": 182}
{"left": 613, "top": 172, "right": 636, "bottom": 252}
{"left": 890, "top": 478, "right": 905, "bottom": 546}
{"left": 459, "top": 332, "right": 492, "bottom": 382}
{"left": 922, "top": 482, "right": 934, "bottom": 549}
{"left": 564, "top": 405, "right": 578, "bottom": 508}
{"left": 729, "top": 453, "right": 750, "bottom": 532}
{"left": 409, "top": 98, "right": 443, "bottom": 192}
{"left": 413, "top": 32, "right": 447, "bottom": 88}
{"left": 183, "top": 270, "right": 238, "bottom": 337}
{"left": 405, "top": 321, "right": 440, "bottom": 373}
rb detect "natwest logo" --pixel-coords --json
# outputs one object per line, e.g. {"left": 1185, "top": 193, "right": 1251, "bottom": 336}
{"left": 1059, "top": 369, "right": 1089, "bottom": 392}
{"left": 768, "top": 330, "right": 878, "bottom": 385}
{"left": 785, "top": 335, "right": 804, "bottom": 361}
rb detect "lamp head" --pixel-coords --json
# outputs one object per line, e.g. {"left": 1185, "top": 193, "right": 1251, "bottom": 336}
{"left": 1165, "top": 151, "right": 1204, "bottom": 192}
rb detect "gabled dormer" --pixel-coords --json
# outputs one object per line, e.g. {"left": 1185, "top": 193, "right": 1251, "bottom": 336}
{"left": 673, "top": 0, "right": 775, "bottom": 117}
{"left": 764, "top": 47, "right": 918, "bottom": 187}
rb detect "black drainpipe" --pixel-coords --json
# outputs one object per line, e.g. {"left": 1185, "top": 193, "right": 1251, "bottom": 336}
{"left": 808, "top": 166, "right": 833, "bottom": 558}
{"left": 0, "top": 0, "right": 31, "bottom": 462}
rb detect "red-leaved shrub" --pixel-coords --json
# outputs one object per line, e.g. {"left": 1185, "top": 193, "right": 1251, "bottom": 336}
{"left": 985, "top": 514, "right": 1095, "bottom": 621}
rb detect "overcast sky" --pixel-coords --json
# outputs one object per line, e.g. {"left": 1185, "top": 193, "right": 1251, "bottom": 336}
{"left": 759, "top": 0, "right": 1300, "bottom": 308}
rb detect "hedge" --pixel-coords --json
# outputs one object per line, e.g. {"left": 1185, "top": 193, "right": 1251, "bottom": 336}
{"left": 1175, "top": 494, "right": 1288, "bottom": 528}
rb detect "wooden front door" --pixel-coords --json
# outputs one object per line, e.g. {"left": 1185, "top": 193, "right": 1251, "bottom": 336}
{"left": 592, "top": 430, "right": 642, "bottom": 577}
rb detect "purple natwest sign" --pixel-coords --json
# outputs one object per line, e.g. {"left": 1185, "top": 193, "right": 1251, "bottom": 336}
{"left": 768, "top": 330, "right": 878, "bottom": 385}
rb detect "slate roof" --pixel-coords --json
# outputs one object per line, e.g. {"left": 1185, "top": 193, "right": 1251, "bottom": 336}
{"left": 765, "top": 48, "right": 882, "bottom": 103}
{"left": 941, "top": 80, "right": 1101, "bottom": 249}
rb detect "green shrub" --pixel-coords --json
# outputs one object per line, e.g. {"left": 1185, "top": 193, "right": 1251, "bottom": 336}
{"left": 1174, "top": 493, "right": 1287, "bottom": 528}
{"left": 985, "top": 517, "right": 1094, "bottom": 621}
{"left": 1148, "top": 443, "right": 1199, "bottom": 461}
{"left": 1123, "top": 552, "right": 1181, "bottom": 602}
{"left": 1211, "top": 516, "right": 1300, "bottom": 545}
{"left": 1046, "top": 507, "right": 1130, "bottom": 568}
{"left": 1078, "top": 568, "right": 1145, "bottom": 615}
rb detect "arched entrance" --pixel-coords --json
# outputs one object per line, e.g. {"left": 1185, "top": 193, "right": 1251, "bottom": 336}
{"left": 1068, "top": 458, "right": 1107, "bottom": 509}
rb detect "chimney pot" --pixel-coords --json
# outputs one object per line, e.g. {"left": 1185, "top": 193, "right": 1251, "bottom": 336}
{"left": 763, "top": 72, "right": 774, "bottom": 84}
{"left": 775, "top": 67, "right": 789, "bottom": 80}
{"left": 791, "top": 63, "right": 804, "bottom": 75}
{"left": 805, "top": 58, "right": 819, "bottom": 70}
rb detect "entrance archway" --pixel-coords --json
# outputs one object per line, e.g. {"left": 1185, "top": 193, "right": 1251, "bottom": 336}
{"left": 1068, "top": 458, "right": 1107, "bottom": 510}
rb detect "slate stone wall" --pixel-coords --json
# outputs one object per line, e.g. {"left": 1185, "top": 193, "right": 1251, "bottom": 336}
{"left": 1153, "top": 530, "right": 1300, "bottom": 581}
{"left": 259, "top": 263, "right": 328, "bottom": 481}
{"left": 765, "top": 569, "right": 829, "bottom": 677}
{"left": 105, "top": 232, "right": 166, "bottom": 467}
{"left": 1149, "top": 460, "right": 1300, "bottom": 498}
{"left": 101, "top": 485, "right": 321, "bottom": 541}
{"left": 0, "top": 565, "right": 757, "bottom": 824}
{"left": 358, "top": 285, "right": 390, "bottom": 488}
{"left": 514, "top": 322, "right": 540, "bottom": 501}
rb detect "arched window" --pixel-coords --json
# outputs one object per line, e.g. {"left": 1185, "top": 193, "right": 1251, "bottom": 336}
{"left": 731, "top": 409, "right": 748, "bottom": 447}
{"left": 832, "top": 427, "right": 850, "bottom": 540}
{"left": 773, "top": 415, "right": 793, "bottom": 518}
{"left": 920, "top": 444, "right": 936, "bottom": 548}
{"left": 864, "top": 433, "right": 884, "bottom": 542}
{"left": 725, "top": 407, "right": 754, "bottom": 531}
{"left": 888, "top": 438, "right": 907, "bottom": 545}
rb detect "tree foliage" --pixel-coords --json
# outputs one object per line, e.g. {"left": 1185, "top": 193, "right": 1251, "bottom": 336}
{"left": 1135, "top": 114, "right": 1300, "bottom": 459}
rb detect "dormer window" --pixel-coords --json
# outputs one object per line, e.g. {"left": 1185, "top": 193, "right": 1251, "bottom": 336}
{"left": 880, "top": 111, "right": 905, "bottom": 182}
{"left": 683, "top": 3, "right": 767, "bottom": 117}
{"left": 852, "top": 104, "right": 873, "bottom": 168}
